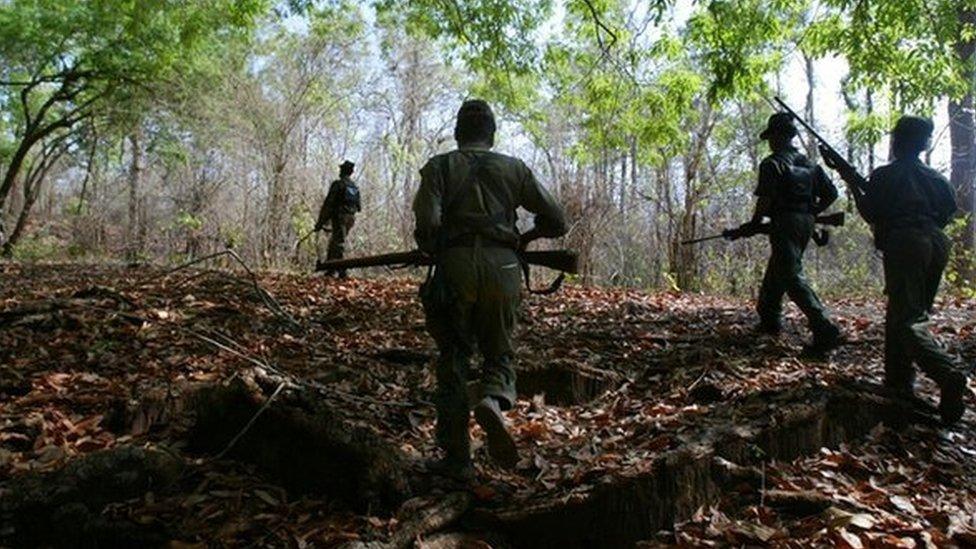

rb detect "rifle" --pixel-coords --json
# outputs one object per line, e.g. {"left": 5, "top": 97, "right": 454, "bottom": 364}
{"left": 773, "top": 97, "right": 868, "bottom": 199}
{"left": 682, "top": 211, "right": 845, "bottom": 246}
{"left": 316, "top": 248, "right": 580, "bottom": 294}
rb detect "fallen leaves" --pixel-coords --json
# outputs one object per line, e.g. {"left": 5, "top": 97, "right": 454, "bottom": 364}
{"left": 1, "top": 265, "right": 974, "bottom": 546}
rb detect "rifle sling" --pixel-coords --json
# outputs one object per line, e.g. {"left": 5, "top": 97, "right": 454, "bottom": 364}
{"left": 519, "top": 256, "right": 567, "bottom": 295}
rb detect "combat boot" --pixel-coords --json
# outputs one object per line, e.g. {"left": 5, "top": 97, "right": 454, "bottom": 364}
{"left": 426, "top": 456, "right": 476, "bottom": 483}
{"left": 938, "top": 372, "right": 967, "bottom": 425}
{"left": 474, "top": 397, "right": 518, "bottom": 469}
{"left": 756, "top": 320, "right": 782, "bottom": 336}
{"left": 802, "top": 324, "right": 842, "bottom": 359}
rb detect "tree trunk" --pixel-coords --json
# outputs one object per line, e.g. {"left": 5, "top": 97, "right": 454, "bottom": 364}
{"left": 126, "top": 130, "right": 143, "bottom": 262}
{"left": 949, "top": 8, "right": 976, "bottom": 278}
{"left": 803, "top": 53, "right": 818, "bottom": 160}
{"left": 0, "top": 179, "right": 42, "bottom": 257}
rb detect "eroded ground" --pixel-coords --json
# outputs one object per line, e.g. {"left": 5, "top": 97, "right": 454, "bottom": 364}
{"left": 1, "top": 262, "right": 975, "bottom": 547}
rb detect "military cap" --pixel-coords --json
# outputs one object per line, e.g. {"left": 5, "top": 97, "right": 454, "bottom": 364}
{"left": 759, "top": 112, "right": 798, "bottom": 140}
{"left": 891, "top": 115, "right": 934, "bottom": 141}
{"left": 339, "top": 160, "right": 355, "bottom": 170}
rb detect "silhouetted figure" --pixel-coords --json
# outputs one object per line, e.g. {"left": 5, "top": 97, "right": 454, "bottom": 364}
{"left": 749, "top": 113, "right": 842, "bottom": 356}
{"left": 316, "top": 160, "right": 361, "bottom": 278}
{"left": 414, "top": 99, "right": 567, "bottom": 479}
{"left": 822, "top": 115, "right": 967, "bottom": 424}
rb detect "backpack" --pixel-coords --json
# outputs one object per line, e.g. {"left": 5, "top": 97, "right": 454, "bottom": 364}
{"left": 775, "top": 153, "right": 816, "bottom": 213}
{"left": 342, "top": 181, "right": 361, "bottom": 209}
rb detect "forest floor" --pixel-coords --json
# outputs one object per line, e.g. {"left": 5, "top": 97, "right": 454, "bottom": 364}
{"left": 2, "top": 262, "right": 976, "bottom": 548}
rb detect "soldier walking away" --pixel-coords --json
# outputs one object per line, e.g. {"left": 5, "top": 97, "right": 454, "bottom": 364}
{"left": 821, "top": 116, "right": 968, "bottom": 425}
{"left": 316, "top": 160, "right": 361, "bottom": 278}
{"left": 747, "top": 113, "right": 843, "bottom": 357}
{"left": 413, "top": 99, "right": 567, "bottom": 479}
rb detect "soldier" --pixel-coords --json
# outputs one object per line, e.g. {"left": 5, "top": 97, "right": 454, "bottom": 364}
{"left": 316, "top": 160, "right": 361, "bottom": 278}
{"left": 413, "top": 99, "right": 567, "bottom": 479}
{"left": 746, "top": 112, "right": 842, "bottom": 356}
{"left": 820, "top": 115, "right": 967, "bottom": 424}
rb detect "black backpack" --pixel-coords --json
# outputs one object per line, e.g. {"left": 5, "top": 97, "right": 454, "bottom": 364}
{"left": 343, "top": 181, "right": 361, "bottom": 209}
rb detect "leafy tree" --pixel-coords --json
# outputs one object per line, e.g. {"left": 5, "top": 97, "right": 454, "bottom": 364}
{"left": 0, "top": 0, "right": 265, "bottom": 250}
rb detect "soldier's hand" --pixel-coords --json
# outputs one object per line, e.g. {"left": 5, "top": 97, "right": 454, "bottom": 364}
{"left": 819, "top": 145, "right": 842, "bottom": 170}
{"left": 722, "top": 228, "right": 740, "bottom": 241}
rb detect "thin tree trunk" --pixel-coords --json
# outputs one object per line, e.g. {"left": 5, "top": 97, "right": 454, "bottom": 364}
{"left": 127, "top": 130, "right": 143, "bottom": 262}
{"left": 2, "top": 179, "right": 42, "bottom": 256}
{"left": 949, "top": 8, "right": 976, "bottom": 277}
{"left": 803, "top": 54, "right": 818, "bottom": 160}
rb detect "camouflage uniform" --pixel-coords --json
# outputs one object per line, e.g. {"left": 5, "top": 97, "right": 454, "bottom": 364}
{"left": 754, "top": 145, "right": 841, "bottom": 342}
{"left": 413, "top": 145, "right": 566, "bottom": 468}
{"left": 317, "top": 172, "right": 361, "bottom": 276}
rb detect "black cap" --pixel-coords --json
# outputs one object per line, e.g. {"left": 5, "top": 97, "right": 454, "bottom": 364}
{"left": 339, "top": 160, "right": 355, "bottom": 171}
{"left": 892, "top": 115, "right": 934, "bottom": 141}
{"left": 759, "top": 112, "right": 798, "bottom": 140}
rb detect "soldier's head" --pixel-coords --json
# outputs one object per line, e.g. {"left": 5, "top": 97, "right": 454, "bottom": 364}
{"left": 339, "top": 160, "right": 355, "bottom": 177}
{"left": 760, "top": 112, "right": 798, "bottom": 152}
{"left": 454, "top": 99, "right": 496, "bottom": 148}
{"left": 891, "top": 115, "right": 933, "bottom": 160}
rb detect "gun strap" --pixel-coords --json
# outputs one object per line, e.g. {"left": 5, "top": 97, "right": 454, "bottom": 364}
{"left": 519, "top": 260, "right": 567, "bottom": 295}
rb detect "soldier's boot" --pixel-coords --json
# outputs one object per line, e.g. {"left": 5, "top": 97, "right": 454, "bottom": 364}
{"left": 474, "top": 396, "right": 518, "bottom": 469}
{"left": 426, "top": 456, "right": 476, "bottom": 483}
{"left": 938, "top": 371, "right": 967, "bottom": 425}
{"left": 429, "top": 420, "right": 475, "bottom": 482}
{"left": 884, "top": 369, "right": 917, "bottom": 400}
{"left": 802, "top": 323, "right": 842, "bottom": 359}
{"left": 756, "top": 319, "right": 782, "bottom": 336}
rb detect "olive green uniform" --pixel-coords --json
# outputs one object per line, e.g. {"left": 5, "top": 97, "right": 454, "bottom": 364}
{"left": 755, "top": 147, "right": 840, "bottom": 338}
{"left": 858, "top": 158, "right": 964, "bottom": 393}
{"left": 413, "top": 146, "right": 566, "bottom": 461}
{"left": 317, "top": 176, "right": 361, "bottom": 274}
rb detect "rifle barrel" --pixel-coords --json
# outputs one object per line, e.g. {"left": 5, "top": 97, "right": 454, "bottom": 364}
{"left": 681, "top": 234, "right": 725, "bottom": 245}
{"left": 774, "top": 97, "right": 831, "bottom": 146}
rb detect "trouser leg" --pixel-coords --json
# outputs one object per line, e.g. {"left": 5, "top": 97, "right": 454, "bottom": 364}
{"left": 423, "top": 251, "right": 478, "bottom": 463}
{"left": 470, "top": 248, "right": 521, "bottom": 410}
{"left": 756, "top": 253, "right": 787, "bottom": 331}
{"left": 327, "top": 214, "right": 354, "bottom": 277}
{"left": 884, "top": 231, "right": 961, "bottom": 389}
{"left": 765, "top": 215, "right": 836, "bottom": 338}
{"left": 432, "top": 342, "right": 473, "bottom": 461}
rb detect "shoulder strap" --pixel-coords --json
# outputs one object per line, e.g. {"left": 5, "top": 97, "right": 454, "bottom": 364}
{"left": 443, "top": 153, "right": 483, "bottom": 212}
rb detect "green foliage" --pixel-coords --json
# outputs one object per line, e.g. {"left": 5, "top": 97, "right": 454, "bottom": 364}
{"left": 687, "top": 0, "right": 807, "bottom": 100}
{"left": 0, "top": 0, "right": 266, "bottom": 145}
{"left": 376, "top": 0, "right": 552, "bottom": 75}
{"left": 808, "top": 0, "right": 976, "bottom": 108}
{"left": 175, "top": 211, "right": 204, "bottom": 232}
{"left": 9, "top": 233, "right": 61, "bottom": 261}
{"left": 945, "top": 216, "right": 976, "bottom": 298}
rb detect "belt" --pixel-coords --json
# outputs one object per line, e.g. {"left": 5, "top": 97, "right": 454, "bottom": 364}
{"left": 446, "top": 234, "right": 515, "bottom": 249}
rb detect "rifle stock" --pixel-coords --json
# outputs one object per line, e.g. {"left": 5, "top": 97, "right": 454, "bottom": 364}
{"left": 316, "top": 249, "right": 579, "bottom": 274}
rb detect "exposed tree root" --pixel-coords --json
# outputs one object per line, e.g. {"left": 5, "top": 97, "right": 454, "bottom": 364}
{"left": 0, "top": 446, "right": 183, "bottom": 547}
{"left": 187, "top": 368, "right": 410, "bottom": 512}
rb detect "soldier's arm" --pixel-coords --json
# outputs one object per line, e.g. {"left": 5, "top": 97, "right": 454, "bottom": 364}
{"left": 856, "top": 169, "right": 885, "bottom": 225}
{"left": 751, "top": 159, "right": 777, "bottom": 222}
{"left": 412, "top": 160, "right": 444, "bottom": 254}
{"left": 931, "top": 174, "right": 958, "bottom": 228}
{"left": 316, "top": 182, "right": 340, "bottom": 229}
{"left": 517, "top": 161, "right": 568, "bottom": 243}
{"left": 812, "top": 166, "right": 839, "bottom": 214}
